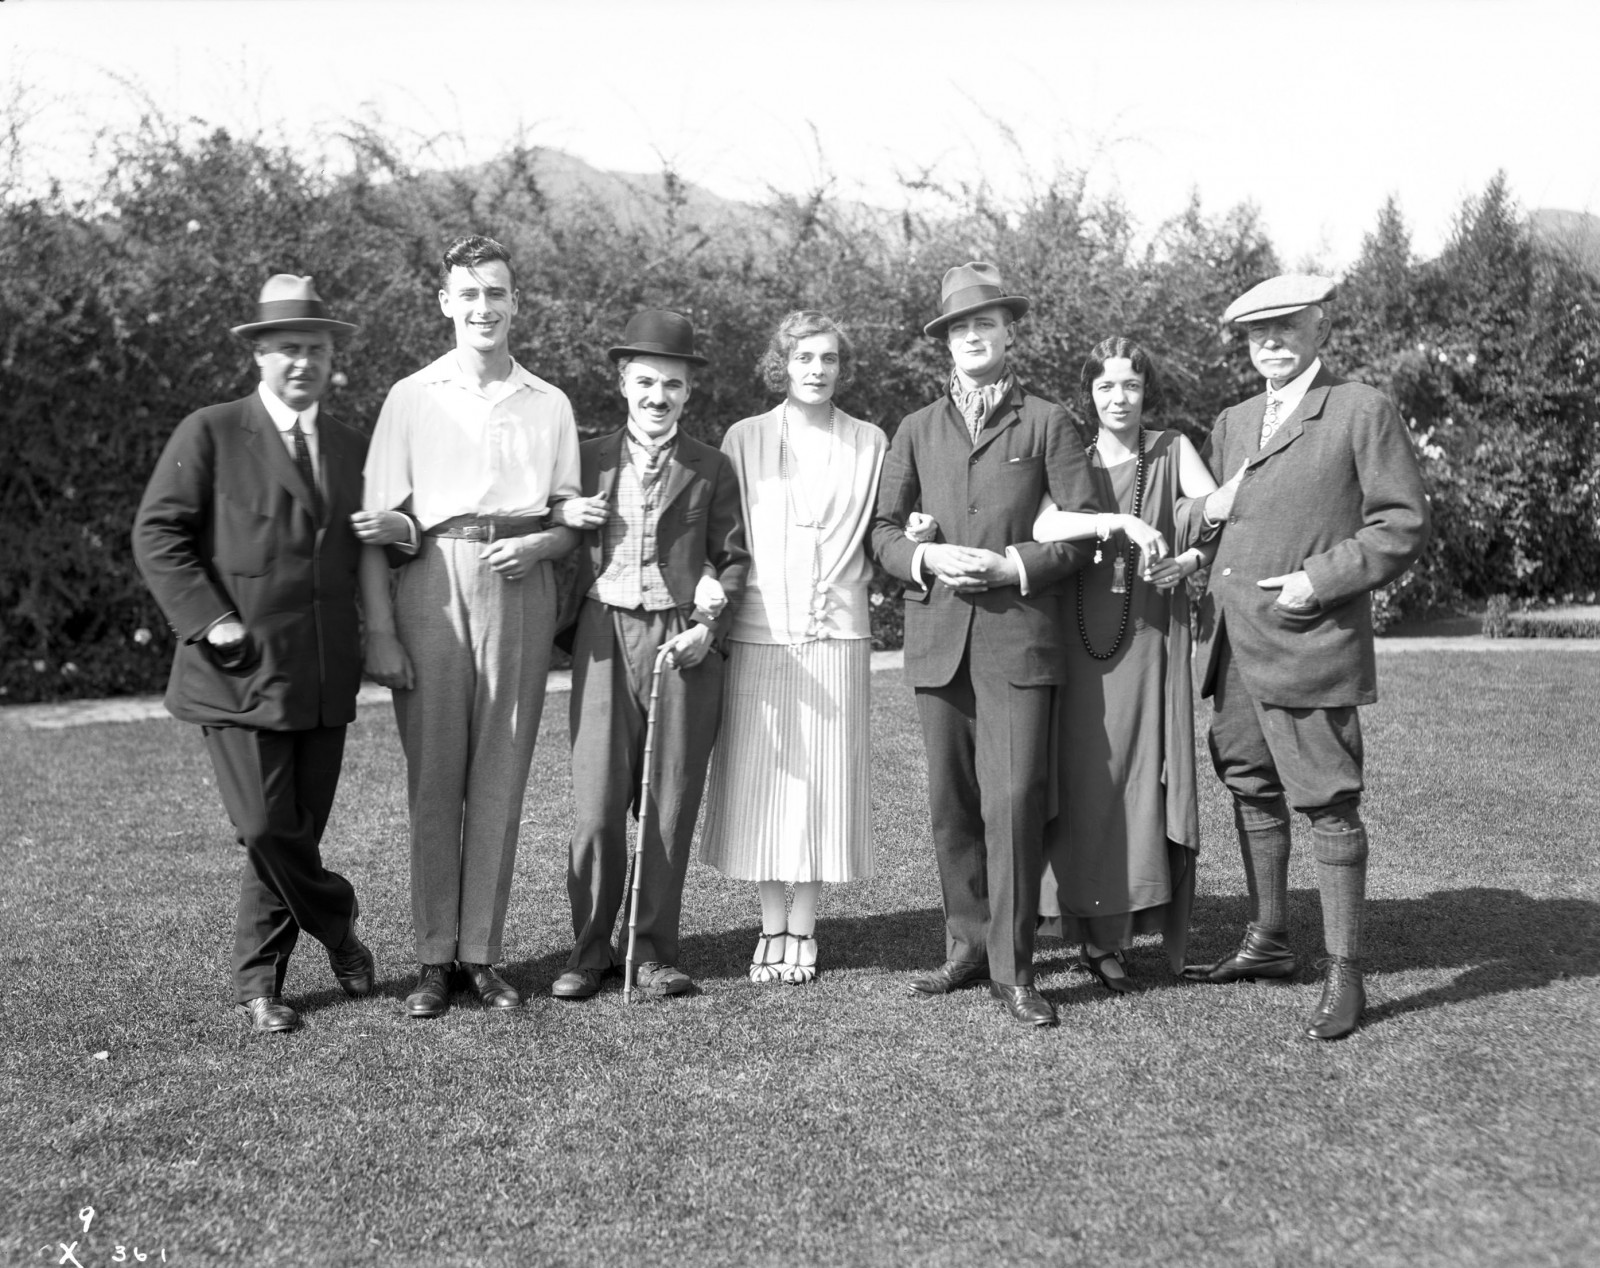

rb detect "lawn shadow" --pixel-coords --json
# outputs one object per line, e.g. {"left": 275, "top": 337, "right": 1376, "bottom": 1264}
{"left": 1186, "top": 887, "right": 1600, "bottom": 1025}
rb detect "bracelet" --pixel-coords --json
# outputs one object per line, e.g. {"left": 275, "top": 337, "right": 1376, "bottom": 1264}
{"left": 1096, "top": 514, "right": 1114, "bottom": 541}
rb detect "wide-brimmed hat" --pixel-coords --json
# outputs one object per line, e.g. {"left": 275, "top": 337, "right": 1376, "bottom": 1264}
{"left": 231, "top": 274, "right": 359, "bottom": 338}
{"left": 1222, "top": 274, "right": 1338, "bottom": 325}
{"left": 607, "top": 309, "right": 708, "bottom": 367}
{"left": 923, "top": 262, "right": 1030, "bottom": 337}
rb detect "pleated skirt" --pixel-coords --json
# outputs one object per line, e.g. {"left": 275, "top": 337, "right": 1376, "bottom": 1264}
{"left": 698, "top": 638, "right": 874, "bottom": 883}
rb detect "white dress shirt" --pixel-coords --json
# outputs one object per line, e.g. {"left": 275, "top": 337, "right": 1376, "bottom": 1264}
{"left": 363, "top": 352, "right": 582, "bottom": 525}
{"left": 257, "top": 382, "right": 320, "bottom": 486}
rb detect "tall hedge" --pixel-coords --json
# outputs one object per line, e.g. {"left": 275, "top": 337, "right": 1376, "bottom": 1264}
{"left": 2, "top": 114, "right": 1596, "bottom": 703}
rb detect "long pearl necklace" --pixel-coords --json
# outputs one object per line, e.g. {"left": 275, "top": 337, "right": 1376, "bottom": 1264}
{"left": 779, "top": 400, "right": 836, "bottom": 641}
{"left": 1077, "top": 426, "right": 1146, "bottom": 661}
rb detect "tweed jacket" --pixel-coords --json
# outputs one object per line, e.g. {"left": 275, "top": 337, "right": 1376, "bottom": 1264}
{"left": 1188, "top": 366, "right": 1430, "bottom": 708}
{"left": 570, "top": 427, "right": 750, "bottom": 640}
{"left": 132, "top": 392, "right": 368, "bottom": 730}
{"left": 870, "top": 382, "right": 1100, "bottom": 688}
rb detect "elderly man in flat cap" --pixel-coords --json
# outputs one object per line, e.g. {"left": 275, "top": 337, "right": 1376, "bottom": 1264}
{"left": 546, "top": 310, "right": 749, "bottom": 1001}
{"left": 1181, "top": 274, "right": 1430, "bottom": 1040}
{"left": 871, "top": 263, "right": 1100, "bottom": 1028}
{"left": 359, "top": 234, "right": 583, "bottom": 1020}
{"left": 133, "top": 275, "right": 375, "bottom": 1034}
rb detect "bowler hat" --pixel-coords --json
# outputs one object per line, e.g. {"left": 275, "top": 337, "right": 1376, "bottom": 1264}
{"left": 1222, "top": 274, "right": 1338, "bottom": 325}
{"left": 231, "top": 274, "right": 359, "bottom": 338}
{"left": 923, "top": 262, "right": 1030, "bottom": 337}
{"left": 608, "top": 309, "right": 708, "bottom": 367}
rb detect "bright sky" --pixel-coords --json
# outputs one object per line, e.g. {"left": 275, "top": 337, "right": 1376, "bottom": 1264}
{"left": 5, "top": 0, "right": 1597, "bottom": 270}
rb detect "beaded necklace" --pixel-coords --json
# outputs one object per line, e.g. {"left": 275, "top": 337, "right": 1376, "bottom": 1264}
{"left": 778, "top": 400, "right": 836, "bottom": 641}
{"left": 1076, "top": 427, "right": 1146, "bottom": 661}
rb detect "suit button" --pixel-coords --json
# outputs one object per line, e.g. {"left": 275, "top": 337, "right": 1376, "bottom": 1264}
{"left": 969, "top": 455, "right": 978, "bottom": 465}
{"left": 1222, "top": 568, "right": 1232, "bottom": 576}
{"left": 1230, "top": 517, "right": 1239, "bottom": 525}
{"left": 968, "top": 507, "right": 978, "bottom": 515}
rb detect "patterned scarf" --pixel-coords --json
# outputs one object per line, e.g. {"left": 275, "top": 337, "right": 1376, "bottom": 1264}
{"left": 950, "top": 370, "right": 1016, "bottom": 442}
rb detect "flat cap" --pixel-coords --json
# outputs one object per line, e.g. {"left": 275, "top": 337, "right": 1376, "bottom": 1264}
{"left": 1222, "top": 273, "right": 1337, "bottom": 325}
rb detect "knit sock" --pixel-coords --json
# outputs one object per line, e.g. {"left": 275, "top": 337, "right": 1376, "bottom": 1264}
{"left": 1312, "top": 822, "right": 1369, "bottom": 961}
{"left": 1234, "top": 798, "right": 1292, "bottom": 933}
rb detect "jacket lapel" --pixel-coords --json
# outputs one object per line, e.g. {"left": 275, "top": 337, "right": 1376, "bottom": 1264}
{"left": 594, "top": 430, "right": 626, "bottom": 502}
{"left": 968, "top": 381, "right": 1025, "bottom": 460}
{"left": 244, "top": 393, "right": 317, "bottom": 514}
{"left": 1248, "top": 367, "right": 1335, "bottom": 466}
{"left": 655, "top": 438, "right": 699, "bottom": 513}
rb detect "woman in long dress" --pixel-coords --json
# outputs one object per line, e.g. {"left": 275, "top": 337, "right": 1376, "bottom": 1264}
{"left": 1034, "top": 337, "right": 1217, "bottom": 991}
{"left": 699, "top": 311, "right": 887, "bottom": 984}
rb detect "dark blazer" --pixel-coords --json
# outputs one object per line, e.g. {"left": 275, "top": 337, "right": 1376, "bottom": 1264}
{"left": 870, "top": 383, "right": 1100, "bottom": 688}
{"left": 1188, "top": 366, "right": 1430, "bottom": 708}
{"left": 570, "top": 428, "right": 750, "bottom": 637}
{"left": 132, "top": 392, "right": 368, "bottom": 730}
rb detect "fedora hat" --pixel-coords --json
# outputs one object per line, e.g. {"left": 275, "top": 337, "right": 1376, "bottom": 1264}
{"left": 607, "top": 309, "right": 708, "bottom": 367}
{"left": 231, "top": 274, "right": 359, "bottom": 338}
{"left": 923, "top": 262, "right": 1030, "bottom": 337}
{"left": 1222, "top": 274, "right": 1338, "bottom": 325}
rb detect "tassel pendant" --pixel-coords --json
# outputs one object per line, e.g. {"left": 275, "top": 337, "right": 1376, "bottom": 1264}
{"left": 1110, "top": 555, "right": 1128, "bottom": 594}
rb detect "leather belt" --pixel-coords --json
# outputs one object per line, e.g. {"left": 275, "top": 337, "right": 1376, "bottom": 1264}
{"left": 424, "top": 514, "right": 548, "bottom": 542}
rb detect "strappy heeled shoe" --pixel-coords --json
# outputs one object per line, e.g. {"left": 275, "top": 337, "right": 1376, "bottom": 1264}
{"left": 1082, "top": 944, "right": 1132, "bottom": 995}
{"left": 748, "top": 931, "right": 787, "bottom": 984}
{"left": 781, "top": 930, "right": 818, "bottom": 985}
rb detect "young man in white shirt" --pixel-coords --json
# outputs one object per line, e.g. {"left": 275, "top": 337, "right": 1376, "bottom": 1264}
{"left": 359, "top": 235, "right": 581, "bottom": 1019}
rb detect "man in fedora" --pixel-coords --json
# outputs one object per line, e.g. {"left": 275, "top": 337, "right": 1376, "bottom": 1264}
{"left": 547, "top": 310, "right": 748, "bottom": 1000}
{"left": 359, "top": 234, "right": 582, "bottom": 1018}
{"left": 1180, "top": 274, "right": 1430, "bottom": 1040}
{"left": 132, "top": 274, "right": 375, "bottom": 1034}
{"left": 871, "top": 263, "right": 1100, "bottom": 1028}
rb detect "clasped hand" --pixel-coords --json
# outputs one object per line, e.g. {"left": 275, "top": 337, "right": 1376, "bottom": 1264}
{"left": 923, "top": 544, "right": 1017, "bottom": 591}
{"left": 481, "top": 530, "right": 565, "bottom": 581}
{"left": 349, "top": 509, "right": 413, "bottom": 546}
{"left": 661, "top": 622, "right": 713, "bottom": 669}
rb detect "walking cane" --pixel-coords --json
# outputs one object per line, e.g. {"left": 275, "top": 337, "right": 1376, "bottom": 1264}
{"left": 623, "top": 643, "right": 677, "bottom": 1003}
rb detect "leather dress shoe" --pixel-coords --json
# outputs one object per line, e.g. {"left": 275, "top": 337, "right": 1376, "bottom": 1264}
{"left": 328, "top": 929, "right": 376, "bottom": 999}
{"left": 463, "top": 963, "right": 522, "bottom": 1009}
{"left": 406, "top": 964, "right": 453, "bottom": 1019}
{"left": 551, "top": 967, "right": 606, "bottom": 1000}
{"left": 634, "top": 962, "right": 693, "bottom": 997}
{"left": 989, "top": 982, "right": 1058, "bottom": 1028}
{"left": 1305, "top": 956, "right": 1365, "bottom": 1041}
{"left": 907, "top": 959, "right": 989, "bottom": 996}
{"left": 242, "top": 996, "right": 300, "bottom": 1034}
{"left": 1182, "top": 926, "right": 1298, "bottom": 984}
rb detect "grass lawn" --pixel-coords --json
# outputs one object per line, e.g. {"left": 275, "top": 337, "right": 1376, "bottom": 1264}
{"left": 2, "top": 651, "right": 1597, "bottom": 1267}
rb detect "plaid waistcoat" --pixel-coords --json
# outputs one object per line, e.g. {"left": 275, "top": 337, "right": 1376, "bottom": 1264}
{"left": 590, "top": 454, "right": 676, "bottom": 611}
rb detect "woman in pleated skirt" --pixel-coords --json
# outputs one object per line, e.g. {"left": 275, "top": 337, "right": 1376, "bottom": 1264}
{"left": 698, "top": 311, "right": 886, "bottom": 984}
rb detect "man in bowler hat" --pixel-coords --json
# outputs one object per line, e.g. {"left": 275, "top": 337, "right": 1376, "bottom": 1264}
{"left": 870, "top": 263, "right": 1100, "bottom": 1028}
{"left": 1181, "top": 274, "right": 1430, "bottom": 1040}
{"left": 132, "top": 275, "right": 375, "bottom": 1034}
{"left": 548, "top": 310, "right": 749, "bottom": 1000}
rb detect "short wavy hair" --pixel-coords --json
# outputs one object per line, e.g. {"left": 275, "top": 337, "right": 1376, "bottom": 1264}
{"left": 1078, "top": 335, "right": 1161, "bottom": 430}
{"left": 756, "top": 310, "right": 857, "bottom": 396}
{"left": 440, "top": 234, "right": 517, "bottom": 291}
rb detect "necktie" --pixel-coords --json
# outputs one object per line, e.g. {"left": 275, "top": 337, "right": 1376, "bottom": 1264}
{"left": 638, "top": 439, "right": 671, "bottom": 495}
{"left": 1259, "top": 394, "right": 1284, "bottom": 448}
{"left": 290, "top": 417, "right": 324, "bottom": 522}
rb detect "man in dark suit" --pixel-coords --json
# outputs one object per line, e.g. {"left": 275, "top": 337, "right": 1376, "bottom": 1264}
{"left": 548, "top": 311, "right": 749, "bottom": 1001}
{"left": 1181, "top": 274, "right": 1430, "bottom": 1040}
{"left": 871, "top": 263, "right": 1100, "bottom": 1028}
{"left": 132, "top": 275, "right": 375, "bottom": 1034}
